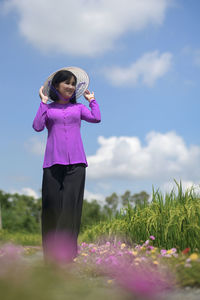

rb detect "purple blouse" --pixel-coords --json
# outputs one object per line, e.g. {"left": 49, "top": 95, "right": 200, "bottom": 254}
{"left": 32, "top": 99, "right": 101, "bottom": 168}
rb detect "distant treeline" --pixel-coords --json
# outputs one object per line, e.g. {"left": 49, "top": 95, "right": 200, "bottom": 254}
{"left": 0, "top": 189, "right": 150, "bottom": 233}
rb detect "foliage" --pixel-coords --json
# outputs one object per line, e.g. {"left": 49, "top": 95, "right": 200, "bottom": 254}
{"left": 81, "top": 182, "right": 200, "bottom": 252}
{"left": 0, "top": 190, "right": 41, "bottom": 233}
{"left": 0, "top": 189, "right": 149, "bottom": 234}
{"left": 80, "top": 199, "right": 107, "bottom": 232}
{"left": 0, "top": 229, "right": 41, "bottom": 246}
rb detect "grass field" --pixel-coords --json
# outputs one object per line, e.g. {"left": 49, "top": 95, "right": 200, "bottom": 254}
{"left": 0, "top": 182, "right": 200, "bottom": 299}
{"left": 81, "top": 181, "right": 200, "bottom": 252}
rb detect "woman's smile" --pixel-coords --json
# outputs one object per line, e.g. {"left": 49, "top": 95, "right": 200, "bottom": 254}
{"left": 65, "top": 88, "right": 74, "bottom": 94}
{"left": 56, "top": 77, "right": 76, "bottom": 100}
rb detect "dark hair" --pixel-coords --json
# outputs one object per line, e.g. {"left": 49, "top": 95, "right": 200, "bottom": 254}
{"left": 49, "top": 70, "right": 77, "bottom": 103}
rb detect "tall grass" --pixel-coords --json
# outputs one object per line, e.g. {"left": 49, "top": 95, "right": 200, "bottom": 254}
{"left": 0, "top": 229, "right": 41, "bottom": 246}
{"left": 81, "top": 181, "right": 200, "bottom": 252}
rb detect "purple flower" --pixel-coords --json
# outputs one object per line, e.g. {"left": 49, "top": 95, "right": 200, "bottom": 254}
{"left": 96, "top": 257, "right": 102, "bottom": 265}
{"left": 171, "top": 248, "right": 177, "bottom": 253}
{"left": 148, "top": 246, "right": 154, "bottom": 250}
{"left": 43, "top": 230, "right": 77, "bottom": 264}
{"left": 0, "top": 243, "right": 24, "bottom": 260}
{"left": 105, "top": 263, "right": 174, "bottom": 299}
{"left": 161, "top": 249, "right": 167, "bottom": 256}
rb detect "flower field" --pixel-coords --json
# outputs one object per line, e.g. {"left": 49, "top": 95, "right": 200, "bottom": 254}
{"left": 0, "top": 182, "right": 200, "bottom": 299}
{"left": 0, "top": 232, "right": 200, "bottom": 300}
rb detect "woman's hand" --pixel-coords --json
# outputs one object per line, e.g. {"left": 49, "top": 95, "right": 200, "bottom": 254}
{"left": 83, "top": 89, "right": 95, "bottom": 102}
{"left": 39, "top": 86, "right": 48, "bottom": 104}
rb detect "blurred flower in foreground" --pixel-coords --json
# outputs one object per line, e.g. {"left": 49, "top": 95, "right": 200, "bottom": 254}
{"left": 182, "top": 248, "right": 190, "bottom": 255}
{"left": 42, "top": 230, "right": 77, "bottom": 265}
{"left": 189, "top": 253, "right": 199, "bottom": 261}
{"left": 101, "top": 256, "right": 174, "bottom": 300}
{"left": 160, "top": 248, "right": 177, "bottom": 258}
{"left": 0, "top": 243, "right": 25, "bottom": 277}
{"left": 0, "top": 243, "right": 24, "bottom": 259}
{"left": 75, "top": 238, "right": 175, "bottom": 300}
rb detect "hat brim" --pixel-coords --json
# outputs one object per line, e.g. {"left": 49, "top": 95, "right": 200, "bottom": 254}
{"left": 43, "top": 66, "right": 90, "bottom": 102}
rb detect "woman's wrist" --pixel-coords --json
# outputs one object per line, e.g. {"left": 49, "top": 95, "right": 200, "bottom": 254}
{"left": 41, "top": 99, "right": 48, "bottom": 104}
{"left": 41, "top": 100, "right": 48, "bottom": 105}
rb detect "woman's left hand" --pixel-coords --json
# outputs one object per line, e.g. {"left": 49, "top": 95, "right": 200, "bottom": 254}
{"left": 84, "top": 89, "right": 95, "bottom": 102}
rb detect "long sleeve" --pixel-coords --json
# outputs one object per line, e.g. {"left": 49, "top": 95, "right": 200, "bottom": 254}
{"left": 32, "top": 102, "right": 49, "bottom": 132}
{"left": 81, "top": 99, "right": 101, "bottom": 123}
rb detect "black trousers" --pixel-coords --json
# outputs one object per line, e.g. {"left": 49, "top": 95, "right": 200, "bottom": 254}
{"left": 41, "top": 163, "right": 86, "bottom": 262}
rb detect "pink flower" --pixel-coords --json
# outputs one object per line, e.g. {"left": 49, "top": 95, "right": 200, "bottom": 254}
{"left": 105, "top": 263, "right": 174, "bottom": 299}
{"left": 148, "top": 246, "right": 154, "bottom": 250}
{"left": 171, "top": 248, "right": 177, "bottom": 253}
{"left": 43, "top": 230, "right": 77, "bottom": 264}
{"left": 0, "top": 243, "right": 25, "bottom": 277}
{"left": 0, "top": 243, "right": 24, "bottom": 260}
{"left": 150, "top": 235, "right": 155, "bottom": 240}
{"left": 96, "top": 257, "right": 102, "bottom": 265}
{"left": 161, "top": 249, "right": 167, "bottom": 256}
{"left": 105, "top": 255, "right": 118, "bottom": 266}
{"left": 184, "top": 263, "right": 192, "bottom": 268}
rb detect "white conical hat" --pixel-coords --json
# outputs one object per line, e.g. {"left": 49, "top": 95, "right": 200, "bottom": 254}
{"left": 43, "top": 66, "right": 90, "bottom": 101}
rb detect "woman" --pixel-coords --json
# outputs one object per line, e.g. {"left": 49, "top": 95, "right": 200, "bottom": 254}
{"left": 32, "top": 67, "right": 101, "bottom": 263}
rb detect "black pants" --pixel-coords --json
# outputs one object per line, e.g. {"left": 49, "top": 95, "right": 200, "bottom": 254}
{"left": 41, "top": 163, "right": 86, "bottom": 262}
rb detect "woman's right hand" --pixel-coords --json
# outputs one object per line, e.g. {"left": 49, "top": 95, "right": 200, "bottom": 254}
{"left": 39, "top": 86, "right": 48, "bottom": 104}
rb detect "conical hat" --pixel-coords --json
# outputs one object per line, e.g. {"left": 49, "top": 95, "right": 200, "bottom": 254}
{"left": 43, "top": 66, "right": 90, "bottom": 101}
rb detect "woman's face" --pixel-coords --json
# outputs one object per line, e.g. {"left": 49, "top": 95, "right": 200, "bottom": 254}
{"left": 56, "top": 76, "right": 76, "bottom": 100}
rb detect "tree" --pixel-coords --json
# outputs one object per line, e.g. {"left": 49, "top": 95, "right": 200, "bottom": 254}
{"left": 120, "top": 190, "right": 150, "bottom": 208}
{"left": 80, "top": 199, "right": 106, "bottom": 231}
{"left": 103, "top": 192, "right": 119, "bottom": 218}
{"left": 132, "top": 191, "right": 150, "bottom": 207}
{"left": 121, "top": 190, "right": 133, "bottom": 207}
{"left": 0, "top": 190, "right": 41, "bottom": 233}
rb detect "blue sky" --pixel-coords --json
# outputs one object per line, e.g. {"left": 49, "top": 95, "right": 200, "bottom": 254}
{"left": 0, "top": 0, "right": 200, "bottom": 202}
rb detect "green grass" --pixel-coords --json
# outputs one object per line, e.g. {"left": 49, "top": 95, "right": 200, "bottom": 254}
{"left": 0, "top": 229, "right": 41, "bottom": 246}
{"left": 1, "top": 181, "right": 200, "bottom": 292}
{"left": 81, "top": 181, "right": 200, "bottom": 252}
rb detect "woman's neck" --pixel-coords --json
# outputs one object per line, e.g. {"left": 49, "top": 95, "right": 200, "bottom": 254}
{"left": 57, "top": 98, "right": 70, "bottom": 104}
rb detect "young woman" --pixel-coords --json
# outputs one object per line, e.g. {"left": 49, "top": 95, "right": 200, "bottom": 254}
{"left": 32, "top": 67, "right": 101, "bottom": 263}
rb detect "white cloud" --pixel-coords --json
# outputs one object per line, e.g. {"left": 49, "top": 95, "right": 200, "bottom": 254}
{"left": 161, "top": 180, "right": 200, "bottom": 195}
{"left": 84, "top": 189, "right": 105, "bottom": 205}
{"left": 87, "top": 131, "right": 200, "bottom": 183}
{"left": 25, "top": 136, "right": 46, "bottom": 155}
{"left": 11, "top": 187, "right": 39, "bottom": 199}
{"left": 2, "top": 0, "right": 172, "bottom": 56}
{"left": 103, "top": 51, "right": 172, "bottom": 87}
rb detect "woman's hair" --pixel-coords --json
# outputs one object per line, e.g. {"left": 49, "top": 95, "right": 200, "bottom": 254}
{"left": 49, "top": 70, "right": 77, "bottom": 103}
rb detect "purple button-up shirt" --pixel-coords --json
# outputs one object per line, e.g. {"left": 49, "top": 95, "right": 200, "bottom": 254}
{"left": 32, "top": 99, "right": 101, "bottom": 168}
